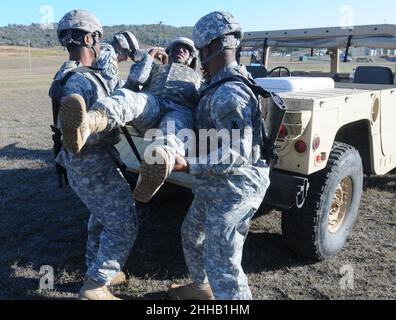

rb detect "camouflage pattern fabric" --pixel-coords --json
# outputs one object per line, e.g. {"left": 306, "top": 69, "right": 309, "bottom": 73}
{"left": 114, "top": 31, "right": 139, "bottom": 53}
{"left": 128, "top": 53, "right": 200, "bottom": 167}
{"left": 68, "top": 165, "right": 138, "bottom": 285}
{"left": 126, "top": 54, "right": 201, "bottom": 110}
{"left": 182, "top": 195, "right": 259, "bottom": 300}
{"left": 115, "top": 34, "right": 131, "bottom": 50}
{"left": 193, "top": 11, "right": 243, "bottom": 49}
{"left": 93, "top": 53, "right": 201, "bottom": 169}
{"left": 50, "top": 60, "right": 138, "bottom": 285}
{"left": 181, "top": 62, "right": 270, "bottom": 300}
{"left": 94, "top": 42, "right": 124, "bottom": 93}
{"left": 155, "top": 107, "right": 194, "bottom": 170}
{"left": 92, "top": 88, "right": 161, "bottom": 135}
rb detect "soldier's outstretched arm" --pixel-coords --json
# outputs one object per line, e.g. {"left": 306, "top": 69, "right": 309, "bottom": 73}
{"left": 124, "top": 53, "right": 155, "bottom": 89}
{"left": 95, "top": 45, "right": 123, "bottom": 91}
{"left": 189, "top": 83, "right": 258, "bottom": 176}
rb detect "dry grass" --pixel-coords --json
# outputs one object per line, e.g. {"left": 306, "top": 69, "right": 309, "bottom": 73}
{"left": 0, "top": 46, "right": 66, "bottom": 57}
{"left": 0, "top": 52, "right": 395, "bottom": 300}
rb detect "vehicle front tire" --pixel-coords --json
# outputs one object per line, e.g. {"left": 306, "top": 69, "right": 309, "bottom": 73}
{"left": 281, "top": 142, "right": 363, "bottom": 261}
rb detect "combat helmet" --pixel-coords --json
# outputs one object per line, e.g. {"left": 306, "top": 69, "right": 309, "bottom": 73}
{"left": 166, "top": 37, "right": 198, "bottom": 58}
{"left": 57, "top": 10, "right": 103, "bottom": 47}
{"left": 113, "top": 31, "right": 140, "bottom": 58}
{"left": 193, "top": 11, "right": 243, "bottom": 49}
{"left": 193, "top": 11, "right": 243, "bottom": 65}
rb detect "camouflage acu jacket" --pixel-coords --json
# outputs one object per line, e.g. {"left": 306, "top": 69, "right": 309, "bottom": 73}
{"left": 126, "top": 54, "right": 201, "bottom": 112}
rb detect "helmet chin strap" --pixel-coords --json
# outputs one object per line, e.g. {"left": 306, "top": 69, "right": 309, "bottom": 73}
{"left": 200, "top": 35, "right": 240, "bottom": 67}
{"left": 66, "top": 32, "right": 100, "bottom": 62}
{"left": 87, "top": 33, "right": 100, "bottom": 62}
{"left": 90, "top": 45, "right": 100, "bottom": 62}
{"left": 200, "top": 47, "right": 224, "bottom": 67}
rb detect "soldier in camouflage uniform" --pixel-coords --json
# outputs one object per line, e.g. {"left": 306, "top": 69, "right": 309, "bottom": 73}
{"left": 94, "top": 31, "right": 140, "bottom": 93}
{"left": 169, "top": 12, "right": 271, "bottom": 300}
{"left": 60, "top": 37, "right": 201, "bottom": 203}
{"left": 124, "top": 37, "right": 200, "bottom": 202}
{"left": 51, "top": 10, "right": 139, "bottom": 300}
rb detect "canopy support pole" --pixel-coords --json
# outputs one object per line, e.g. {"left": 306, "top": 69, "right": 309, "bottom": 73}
{"left": 330, "top": 48, "right": 340, "bottom": 74}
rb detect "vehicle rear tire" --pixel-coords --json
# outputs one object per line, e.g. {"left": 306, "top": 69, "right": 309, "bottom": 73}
{"left": 281, "top": 142, "right": 363, "bottom": 261}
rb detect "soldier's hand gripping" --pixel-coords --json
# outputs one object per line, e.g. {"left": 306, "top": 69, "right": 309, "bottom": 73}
{"left": 149, "top": 47, "right": 169, "bottom": 64}
{"left": 174, "top": 155, "right": 190, "bottom": 173}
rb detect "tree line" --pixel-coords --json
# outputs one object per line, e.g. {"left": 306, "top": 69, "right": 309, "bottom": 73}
{"left": 0, "top": 23, "right": 193, "bottom": 48}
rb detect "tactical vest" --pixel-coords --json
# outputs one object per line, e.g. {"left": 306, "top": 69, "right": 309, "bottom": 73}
{"left": 49, "top": 67, "right": 109, "bottom": 187}
{"left": 199, "top": 75, "right": 287, "bottom": 167}
{"left": 143, "top": 63, "right": 200, "bottom": 109}
{"left": 49, "top": 66, "right": 141, "bottom": 188}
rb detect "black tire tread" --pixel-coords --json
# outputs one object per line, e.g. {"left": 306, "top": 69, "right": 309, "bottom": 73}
{"left": 282, "top": 142, "right": 361, "bottom": 261}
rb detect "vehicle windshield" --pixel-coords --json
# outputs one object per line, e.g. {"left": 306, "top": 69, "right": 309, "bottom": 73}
{"left": 241, "top": 25, "right": 396, "bottom": 82}
{"left": 241, "top": 48, "right": 396, "bottom": 78}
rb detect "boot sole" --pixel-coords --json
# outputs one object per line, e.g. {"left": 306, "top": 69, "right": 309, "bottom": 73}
{"left": 60, "top": 94, "right": 87, "bottom": 154}
{"left": 168, "top": 287, "right": 215, "bottom": 300}
{"left": 133, "top": 148, "right": 170, "bottom": 203}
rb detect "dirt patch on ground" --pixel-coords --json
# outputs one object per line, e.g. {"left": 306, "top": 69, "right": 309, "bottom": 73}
{"left": 0, "top": 55, "right": 395, "bottom": 300}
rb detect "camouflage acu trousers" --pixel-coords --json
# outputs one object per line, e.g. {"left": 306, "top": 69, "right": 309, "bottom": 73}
{"left": 68, "top": 164, "right": 138, "bottom": 285}
{"left": 94, "top": 89, "right": 194, "bottom": 170}
{"left": 152, "top": 105, "right": 193, "bottom": 170}
{"left": 182, "top": 179, "right": 269, "bottom": 300}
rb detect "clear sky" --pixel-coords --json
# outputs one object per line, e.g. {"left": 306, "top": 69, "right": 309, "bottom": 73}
{"left": 1, "top": 0, "right": 396, "bottom": 31}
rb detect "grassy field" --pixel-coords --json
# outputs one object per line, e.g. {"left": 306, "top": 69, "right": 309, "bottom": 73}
{"left": 0, "top": 47, "right": 395, "bottom": 300}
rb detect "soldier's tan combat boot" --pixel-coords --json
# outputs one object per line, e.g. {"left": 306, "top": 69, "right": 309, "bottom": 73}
{"left": 133, "top": 147, "right": 171, "bottom": 203}
{"left": 109, "top": 272, "right": 127, "bottom": 287}
{"left": 168, "top": 283, "right": 215, "bottom": 300}
{"left": 78, "top": 278, "right": 121, "bottom": 301}
{"left": 60, "top": 94, "right": 108, "bottom": 154}
{"left": 84, "top": 272, "right": 127, "bottom": 287}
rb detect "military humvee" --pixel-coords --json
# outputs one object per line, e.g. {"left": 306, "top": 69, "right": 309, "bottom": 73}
{"left": 117, "top": 24, "right": 396, "bottom": 261}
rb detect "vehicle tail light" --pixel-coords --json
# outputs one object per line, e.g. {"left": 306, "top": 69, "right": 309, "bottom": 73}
{"left": 295, "top": 140, "right": 307, "bottom": 153}
{"left": 313, "top": 136, "right": 321, "bottom": 150}
{"left": 316, "top": 152, "right": 327, "bottom": 164}
{"left": 278, "top": 124, "right": 288, "bottom": 140}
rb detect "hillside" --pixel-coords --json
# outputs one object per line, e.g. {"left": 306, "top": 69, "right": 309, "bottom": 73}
{"left": 0, "top": 23, "right": 193, "bottom": 48}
